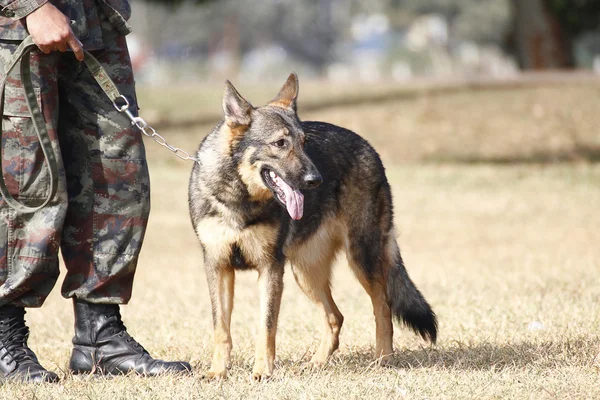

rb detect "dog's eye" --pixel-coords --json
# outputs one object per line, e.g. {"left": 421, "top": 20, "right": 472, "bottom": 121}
{"left": 272, "top": 139, "right": 286, "bottom": 148}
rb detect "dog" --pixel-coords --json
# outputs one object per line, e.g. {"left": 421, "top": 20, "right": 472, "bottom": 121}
{"left": 188, "top": 73, "right": 437, "bottom": 380}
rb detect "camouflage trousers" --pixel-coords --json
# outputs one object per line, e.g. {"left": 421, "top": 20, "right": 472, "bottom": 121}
{"left": 0, "top": 34, "right": 150, "bottom": 308}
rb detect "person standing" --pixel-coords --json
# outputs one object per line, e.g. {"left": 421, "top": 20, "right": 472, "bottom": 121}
{"left": 0, "top": 0, "right": 190, "bottom": 382}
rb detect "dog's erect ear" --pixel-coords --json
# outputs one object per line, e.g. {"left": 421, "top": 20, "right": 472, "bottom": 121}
{"left": 268, "top": 73, "right": 299, "bottom": 111}
{"left": 223, "top": 81, "right": 253, "bottom": 126}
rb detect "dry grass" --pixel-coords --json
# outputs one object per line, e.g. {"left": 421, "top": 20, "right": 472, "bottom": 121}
{"left": 139, "top": 77, "right": 600, "bottom": 164}
{"left": 1, "top": 79, "right": 600, "bottom": 399}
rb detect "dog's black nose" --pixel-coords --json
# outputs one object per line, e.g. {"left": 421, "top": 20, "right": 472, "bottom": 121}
{"left": 303, "top": 172, "right": 323, "bottom": 188}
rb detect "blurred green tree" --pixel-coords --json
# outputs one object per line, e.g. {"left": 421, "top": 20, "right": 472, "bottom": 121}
{"left": 548, "top": 0, "right": 600, "bottom": 35}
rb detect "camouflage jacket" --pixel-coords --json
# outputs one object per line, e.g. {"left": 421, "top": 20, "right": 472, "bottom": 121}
{"left": 0, "top": 0, "right": 131, "bottom": 49}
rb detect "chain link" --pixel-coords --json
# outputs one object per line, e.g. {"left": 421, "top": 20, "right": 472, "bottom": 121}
{"left": 112, "top": 97, "right": 200, "bottom": 162}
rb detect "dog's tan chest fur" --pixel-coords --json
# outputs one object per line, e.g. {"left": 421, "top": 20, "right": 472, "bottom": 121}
{"left": 195, "top": 217, "right": 279, "bottom": 269}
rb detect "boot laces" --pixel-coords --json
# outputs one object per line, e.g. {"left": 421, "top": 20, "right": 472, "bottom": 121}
{"left": 0, "top": 313, "right": 37, "bottom": 366}
{"left": 103, "top": 306, "right": 148, "bottom": 354}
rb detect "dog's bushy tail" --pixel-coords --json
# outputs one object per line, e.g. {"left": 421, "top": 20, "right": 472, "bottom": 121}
{"left": 387, "top": 242, "right": 437, "bottom": 343}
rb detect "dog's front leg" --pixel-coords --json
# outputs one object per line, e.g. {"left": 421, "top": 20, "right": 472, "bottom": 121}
{"left": 204, "top": 263, "right": 235, "bottom": 380}
{"left": 252, "top": 263, "right": 284, "bottom": 381}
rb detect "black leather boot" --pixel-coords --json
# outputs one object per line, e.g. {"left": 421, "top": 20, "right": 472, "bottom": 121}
{"left": 0, "top": 306, "right": 59, "bottom": 383}
{"left": 69, "top": 299, "right": 191, "bottom": 376}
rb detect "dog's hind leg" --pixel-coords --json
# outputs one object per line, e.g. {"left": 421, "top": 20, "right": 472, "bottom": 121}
{"left": 290, "top": 231, "right": 344, "bottom": 366}
{"left": 345, "top": 234, "right": 395, "bottom": 364}
{"left": 252, "top": 264, "right": 284, "bottom": 381}
{"left": 204, "top": 265, "right": 235, "bottom": 380}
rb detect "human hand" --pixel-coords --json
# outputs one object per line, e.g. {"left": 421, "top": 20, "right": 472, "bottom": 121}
{"left": 24, "top": 2, "right": 84, "bottom": 61}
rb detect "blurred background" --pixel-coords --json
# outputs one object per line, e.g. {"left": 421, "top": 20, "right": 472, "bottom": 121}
{"left": 128, "top": 0, "right": 600, "bottom": 84}
{"left": 129, "top": 0, "right": 600, "bottom": 165}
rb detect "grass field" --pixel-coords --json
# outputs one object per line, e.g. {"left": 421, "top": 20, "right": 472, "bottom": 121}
{"left": 1, "top": 79, "right": 600, "bottom": 399}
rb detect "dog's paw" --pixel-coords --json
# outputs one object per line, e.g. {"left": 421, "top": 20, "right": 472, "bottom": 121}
{"left": 308, "top": 360, "right": 327, "bottom": 370}
{"left": 201, "top": 370, "right": 227, "bottom": 381}
{"left": 298, "top": 360, "right": 326, "bottom": 374}
{"left": 251, "top": 363, "right": 274, "bottom": 382}
{"left": 251, "top": 354, "right": 275, "bottom": 382}
{"left": 309, "top": 353, "right": 329, "bottom": 367}
{"left": 251, "top": 371, "right": 272, "bottom": 382}
{"left": 374, "top": 353, "right": 394, "bottom": 367}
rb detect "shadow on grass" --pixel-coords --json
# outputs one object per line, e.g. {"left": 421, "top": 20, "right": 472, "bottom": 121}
{"left": 334, "top": 337, "right": 599, "bottom": 371}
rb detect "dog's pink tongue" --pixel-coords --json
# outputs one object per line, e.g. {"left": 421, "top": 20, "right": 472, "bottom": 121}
{"left": 280, "top": 181, "right": 304, "bottom": 220}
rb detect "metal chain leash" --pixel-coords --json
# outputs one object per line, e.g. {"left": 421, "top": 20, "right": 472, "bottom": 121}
{"left": 112, "top": 95, "right": 200, "bottom": 162}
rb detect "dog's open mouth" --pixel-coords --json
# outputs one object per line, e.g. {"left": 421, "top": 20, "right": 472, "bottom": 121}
{"left": 262, "top": 169, "right": 304, "bottom": 220}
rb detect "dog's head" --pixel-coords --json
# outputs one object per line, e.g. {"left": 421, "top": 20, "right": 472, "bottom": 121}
{"left": 221, "top": 73, "right": 322, "bottom": 220}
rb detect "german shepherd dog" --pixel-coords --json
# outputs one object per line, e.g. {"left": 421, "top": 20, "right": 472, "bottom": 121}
{"left": 188, "top": 73, "right": 437, "bottom": 380}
